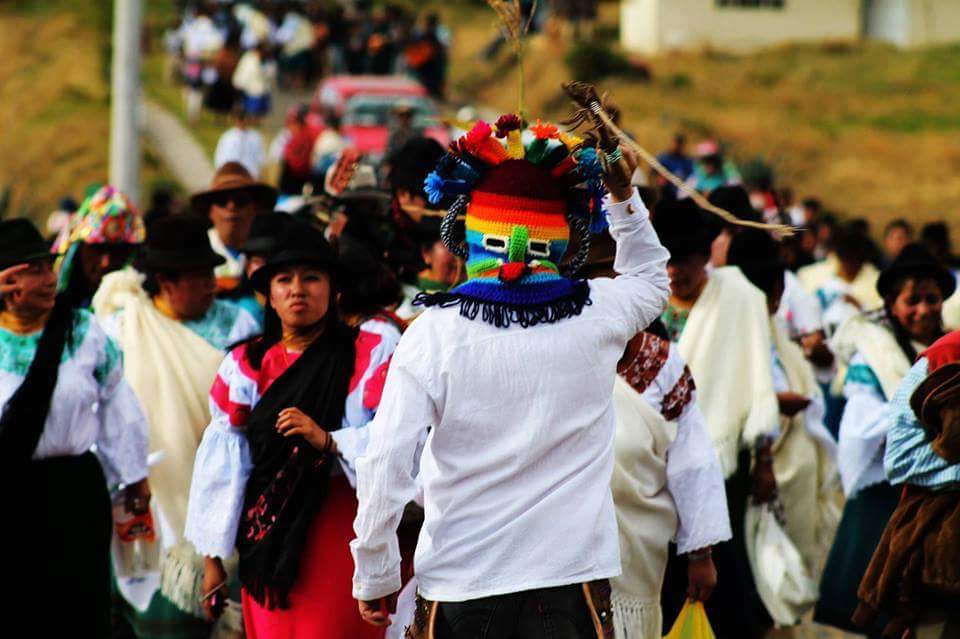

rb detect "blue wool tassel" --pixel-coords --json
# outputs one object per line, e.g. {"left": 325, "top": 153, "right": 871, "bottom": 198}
{"left": 425, "top": 172, "right": 473, "bottom": 205}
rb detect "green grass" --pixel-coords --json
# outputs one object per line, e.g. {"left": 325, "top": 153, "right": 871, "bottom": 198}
{"left": 0, "top": 0, "right": 177, "bottom": 222}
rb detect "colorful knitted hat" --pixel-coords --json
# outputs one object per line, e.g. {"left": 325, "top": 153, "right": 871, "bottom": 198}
{"left": 53, "top": 185, "right": 145, "bottom": 291}
{"left": 416, "top": 115, "right": 607, "bottom": 328}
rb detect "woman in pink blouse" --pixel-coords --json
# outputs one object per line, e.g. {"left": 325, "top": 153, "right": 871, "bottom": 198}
{"left": 184, "top": 221, "right": 396, "bottom": 638}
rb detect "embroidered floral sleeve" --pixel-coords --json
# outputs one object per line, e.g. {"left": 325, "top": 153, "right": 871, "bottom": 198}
{"left": 332, "top": 318, "right": 403, "bottom": 487}
{"left": 185, "top": 346, "right": 255, "bottom": 558}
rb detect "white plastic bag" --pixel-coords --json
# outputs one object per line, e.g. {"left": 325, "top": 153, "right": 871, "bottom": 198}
{"left": 744, "top": 501, "right": 818, "bottom": 626}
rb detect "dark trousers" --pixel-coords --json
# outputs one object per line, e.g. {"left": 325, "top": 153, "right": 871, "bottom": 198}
{"left": 4, "top": 452, "right": 113, "bottom": 636}
{"left": 434, "top": 584, "right": 598, "bottom": 639}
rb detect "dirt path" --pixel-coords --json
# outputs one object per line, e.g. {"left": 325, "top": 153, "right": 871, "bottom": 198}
{"left": 142, "top": 99, "right": 214, "bottom": 193}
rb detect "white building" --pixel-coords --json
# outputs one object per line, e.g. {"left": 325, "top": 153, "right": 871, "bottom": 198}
{"left": 866, "top": 0, "right": 960, "bottom": 48}
{"left": 621, "top": 0, "right": 960, "bottom": 55}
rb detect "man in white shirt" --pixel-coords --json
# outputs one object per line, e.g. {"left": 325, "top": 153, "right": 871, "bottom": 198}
{"left": 351, "top": 120, "right": 670, "bottom": 638}
{"left": 214, "top": 107, "right": 266, "bottom": 178}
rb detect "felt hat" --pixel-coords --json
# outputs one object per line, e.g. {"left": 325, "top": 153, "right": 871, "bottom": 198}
{"left": 250, "top": 221, "right": 339, "bottom": 294}
{"left": 139, "top": 216, "right": 226, "bottom": 272}
{"left": 240, "top": 212, "right": 297, "bottom": 256}
{"left": 0, "top": 219, "right": 53, "bottom": 270}
{"left": 190, "top": 162, "right": 277, "bottom": 216}
{"left": 877, "top": 243, "right": 956, "bottom": 300}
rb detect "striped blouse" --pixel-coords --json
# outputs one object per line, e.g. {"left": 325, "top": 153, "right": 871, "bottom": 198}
{"left": 884, "top": 357, "right": 960, "bottom": 489}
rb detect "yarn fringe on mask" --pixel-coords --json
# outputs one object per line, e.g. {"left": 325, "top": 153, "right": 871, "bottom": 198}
{"left": 413, "top": 280, "right": 591, "bottom": 329}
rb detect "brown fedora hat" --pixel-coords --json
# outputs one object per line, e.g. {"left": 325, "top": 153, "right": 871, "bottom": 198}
{"left": 190, "top": 161, "right": 278, "bottom": 216}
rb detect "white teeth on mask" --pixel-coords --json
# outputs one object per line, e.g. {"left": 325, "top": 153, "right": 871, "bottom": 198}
{"left": 529, "top": 260, "right": 541, "bottom": 268}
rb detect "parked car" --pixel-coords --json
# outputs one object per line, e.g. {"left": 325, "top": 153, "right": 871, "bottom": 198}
{"left": 342, "top": 94, "right": 450, "bottom": 158}
{"left": 315, "top": 74, "right": 427, "bottom": 117}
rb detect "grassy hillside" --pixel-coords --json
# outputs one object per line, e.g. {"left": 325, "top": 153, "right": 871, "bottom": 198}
{"left": 0, "top": 1, "right": 173, "bottom": 224}
{"left": 441, "top": 1, "right": 960, "bottom": 237}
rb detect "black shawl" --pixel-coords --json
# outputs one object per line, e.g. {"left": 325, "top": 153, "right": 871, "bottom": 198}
{"left": 236, "top": 322, "right": 356, "bottom": 609}
{"left": 0, "top": 295, "right": 73, "bottom": 468}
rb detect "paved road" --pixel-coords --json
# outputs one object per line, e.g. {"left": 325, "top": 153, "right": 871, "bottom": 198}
{"left": 143, "top": 99, "right": 214, "bottom": 193}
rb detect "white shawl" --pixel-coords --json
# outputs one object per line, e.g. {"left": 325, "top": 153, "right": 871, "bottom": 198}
{"left": 610, "top": 376, "right": 677, "bottom": 639}
{"left": 769, "top": 320, "right": 840, "bottom": 577}
{"left": 831, "top": 313, "right": 912, "bottom": 400}
{"left": 676, "top": 267, "right": 779, "bottom": 478}
{"left": 93, "top": 269, "right": 225, "bottom": 614}
{"left": 797, "top": 255, "right": 882, "bottom": 311}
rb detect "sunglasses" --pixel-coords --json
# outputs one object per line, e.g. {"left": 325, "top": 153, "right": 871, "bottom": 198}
{"left": 210, "top": 191, "right": 255, "bottom": 208}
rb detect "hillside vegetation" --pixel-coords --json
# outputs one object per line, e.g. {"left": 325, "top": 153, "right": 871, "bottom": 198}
{"left": 0, "top": 1, "right": 171, "bottom": 224}
{"left": 443, "top": 2, "right": 960, "bottom": 235}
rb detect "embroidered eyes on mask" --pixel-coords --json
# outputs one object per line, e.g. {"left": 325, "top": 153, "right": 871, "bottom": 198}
{"left": 483, "top": 236, "right": 509, "bottom": 253}
{"left": 481, "top": 235, "right": 551, "bottom": 259}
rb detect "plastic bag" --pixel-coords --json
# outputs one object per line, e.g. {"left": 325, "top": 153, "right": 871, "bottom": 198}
{"left": 663, "top": 599, "right": 716, "bottom": 639}
{"left": 744, "top": 501, "right": 818, "bottom": 626}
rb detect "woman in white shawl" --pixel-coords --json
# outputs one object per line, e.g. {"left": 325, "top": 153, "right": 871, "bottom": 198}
{"left": 95, "top": 217, "right": 259, "bottom": 638}
{"left": 651, "top": 198, "right": 779, "bottom": 639}
{"left": 583, "top": 240, "right": 731, "bottom": 639}
{"left": 728, "top": 230, "right": 841, "bottom": 626}
{"left": 814, "top": 244, "right": 955, "bottom": 635}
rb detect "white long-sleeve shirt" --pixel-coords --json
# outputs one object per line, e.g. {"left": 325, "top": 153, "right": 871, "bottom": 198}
{"left": 351, "top": 190, "right": 670, "bottom": 603}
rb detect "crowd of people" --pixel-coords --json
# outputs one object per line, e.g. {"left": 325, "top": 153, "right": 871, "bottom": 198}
{"left": 167, "top": 0, "right": 450, "bottom": 124}
{"left": 4, "top": 103, "right": 960, "bottom": 639}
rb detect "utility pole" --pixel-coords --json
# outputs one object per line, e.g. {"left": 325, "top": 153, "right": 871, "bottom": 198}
{"left": 109, "top": 0, "right": 143, "bottom": 204}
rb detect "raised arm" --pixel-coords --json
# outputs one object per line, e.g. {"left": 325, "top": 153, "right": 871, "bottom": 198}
{"left": 592, "top": 189, "right": 671, "bottom": 339}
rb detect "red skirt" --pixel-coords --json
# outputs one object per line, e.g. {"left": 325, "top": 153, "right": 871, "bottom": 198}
{"left": 242, "top": 475, "right": 386, "bottom": 639}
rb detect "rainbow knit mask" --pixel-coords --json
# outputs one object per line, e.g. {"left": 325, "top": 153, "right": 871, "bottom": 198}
{"left": 417, "top": 116, "right": 607, "bottom": 328}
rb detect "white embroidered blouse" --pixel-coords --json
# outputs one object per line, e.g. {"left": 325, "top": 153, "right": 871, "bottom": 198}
{"left": 0, "top": 309, "right": 149, "bottom": 486}
{"left": 184, "top": 316, "right": 401, "bottom": 559}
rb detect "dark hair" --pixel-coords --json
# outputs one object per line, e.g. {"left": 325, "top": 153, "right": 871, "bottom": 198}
{"left": 337, "top": 236, "right": 404, "bottom": 318}
{"left": 802, "top": 198, "right": 822, "bottom": 214}
{"left": 652, "top": 198, "right": 712, "bottom": 262}
{"left": 708, "top": 186, "right": 761, "bottom": 229}
{"left": 833, "top": 228, "right": 870, "bottom": 262}
{"left": 62, "top": 255, "right": 95, "bottom": 307}
{"left": 387, "top": 138, "right": 445, "bottom": 199}
{"left": 921, "top": 222, "right": 952, "bottom": 260}
{"left": 884, "top": 218, "right": 913, "bottom": 237}
{"left": 338, "top": 264, "right": 402, "bottom": 319}
{"left": 727, "top": 229, "right": 785, "bottom": 299}
{"left": 140, "top": 268, "right": 179, "bottom": 297}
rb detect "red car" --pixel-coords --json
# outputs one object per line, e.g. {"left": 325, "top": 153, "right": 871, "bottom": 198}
{"left": 314, "top": 75, "right": 450, "bottom": 158}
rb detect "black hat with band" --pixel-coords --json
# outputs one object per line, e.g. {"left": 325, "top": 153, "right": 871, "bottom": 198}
{"left": 139, "top": 216, "right": 225, "bottom": 272}
{"left": 0, "top": 219, "right": 54, "bottom": 270}
{"left": 250, "top": 221, "right": 339, "bottom": 294}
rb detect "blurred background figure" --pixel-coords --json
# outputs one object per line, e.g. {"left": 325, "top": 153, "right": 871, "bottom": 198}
{"left": 882, "top": 218, "right": 914, "bottom": 265}
{"left": 215, "top": 106, "right": 267, "bottom": 179}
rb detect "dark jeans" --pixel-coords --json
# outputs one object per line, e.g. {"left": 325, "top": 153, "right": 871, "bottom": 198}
{"left": 434, "top": 584, "right": 598, "bottom": 639}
